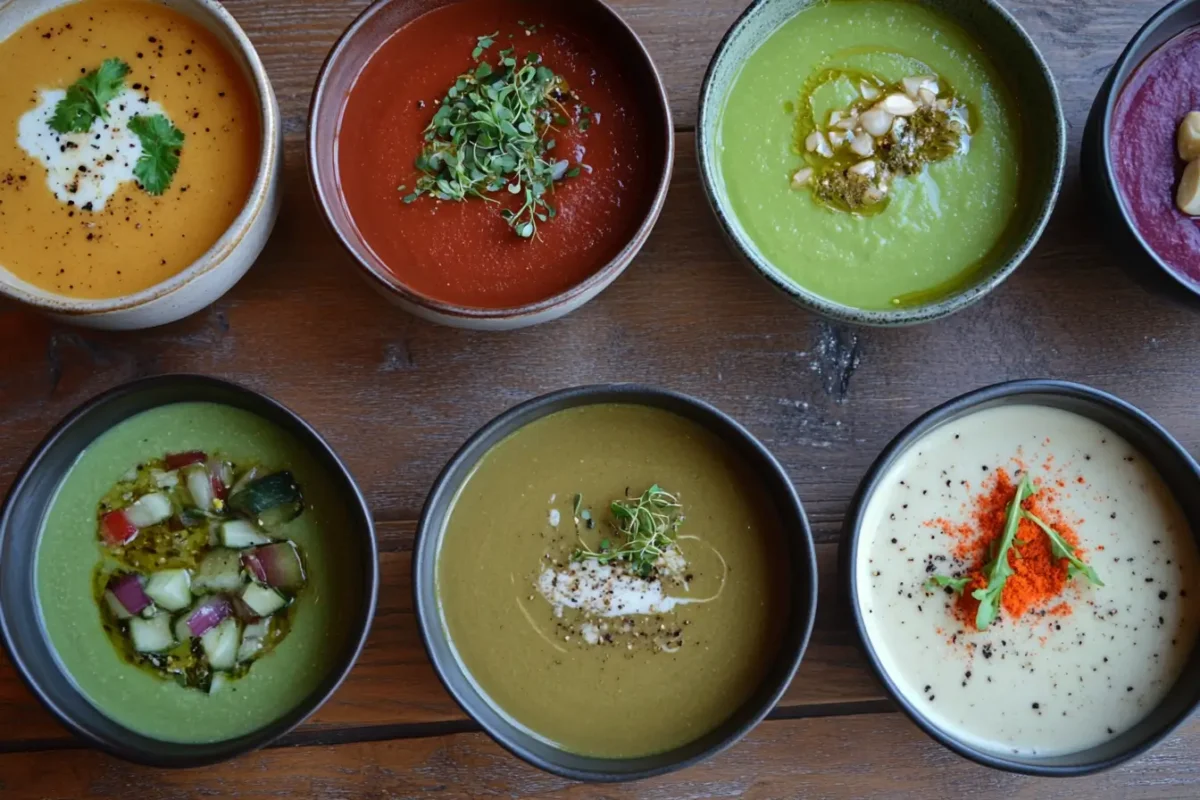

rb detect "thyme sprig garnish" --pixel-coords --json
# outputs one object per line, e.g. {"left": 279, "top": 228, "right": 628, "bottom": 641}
{"left": 401, "top": 30, "right": 587, "bottom": 239}
{"left": 573, "top": 485, "right": 683, "bottom": 578}
{"left": 925, "top": 472, "right": 1103, "bottom": 631}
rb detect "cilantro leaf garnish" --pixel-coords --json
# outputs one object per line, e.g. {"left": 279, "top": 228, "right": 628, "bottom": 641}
{"left": 50, "top": 59, "right": 130, "bottom": 134}
{"left": 128, "top": 114, "right": 185, "bottom": 196}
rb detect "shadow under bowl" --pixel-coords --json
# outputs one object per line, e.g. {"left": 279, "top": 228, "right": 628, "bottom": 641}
{"left": 0, "top": 375, "right": 378, "bottom": 767}
{"left": 308, "top": 0, "right": 674, "bottom": 331}
{"left": 840, "top": 379, "right": 1200, "bottom": 775}
{"left": 697, "top": 0, "right": 1066, "bottom": 326}
{"left": 413, "top": 384, "right": 818, "bottom": 781}
{"left": 1081, "top": 0, "right": 1200, "bottom": 305}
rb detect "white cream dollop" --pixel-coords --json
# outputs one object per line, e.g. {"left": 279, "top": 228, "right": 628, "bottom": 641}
{"left": 18, "top": 87, "right": 170, "bottom": 212}
{"left": 538, "top": 558, "right": 691, "bottom": 618}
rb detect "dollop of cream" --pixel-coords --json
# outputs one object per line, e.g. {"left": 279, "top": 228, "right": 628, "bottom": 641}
{"left": 18, "top": 88, "right": 170, "bottom": 211}
{"left": 538, "top": 556, "right": 693, "bottom": 618}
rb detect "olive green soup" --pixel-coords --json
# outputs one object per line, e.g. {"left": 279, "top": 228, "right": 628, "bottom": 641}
{"left": 718, "top": 0, "right": 1022, "bottom": 310}
{"left": 37, "top": 403, "right": 358, "bottom": 743}
{"left": 437, "top": 404, "right": 787, "bottom": 758}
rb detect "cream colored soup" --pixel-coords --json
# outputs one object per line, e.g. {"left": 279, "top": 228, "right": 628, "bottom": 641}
{"left": 857, "top": 404, "right": 1200, "bottom": 757}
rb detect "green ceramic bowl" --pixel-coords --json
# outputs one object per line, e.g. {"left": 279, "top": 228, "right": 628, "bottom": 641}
{"left": 697, "top": 0, "right": 1066, "bottom": 326}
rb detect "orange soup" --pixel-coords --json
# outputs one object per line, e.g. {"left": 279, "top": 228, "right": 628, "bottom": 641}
{"left": 0, "top": 0, "right": 260, "bottom": 299}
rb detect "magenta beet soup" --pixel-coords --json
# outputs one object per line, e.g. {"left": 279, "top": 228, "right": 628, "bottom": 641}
{"left": 1111, "top": 28, "right": 1200, "bottom": 286}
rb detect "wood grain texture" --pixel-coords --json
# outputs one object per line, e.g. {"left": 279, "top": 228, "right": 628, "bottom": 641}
{"left": 3, "top": 713, "right": 1200, "bottom": 799}
{"left": 0, "top": 0, "right": 1197, "bottom": 794}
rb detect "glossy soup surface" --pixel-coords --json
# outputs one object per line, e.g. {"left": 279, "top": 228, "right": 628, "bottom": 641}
{"left": 337, "top": 0, "right": 656, "bottom": 310}
{"left": 437, "top": 404, "right": 788, "bottom": 758}
{"left": 0, "top": 0, "right": 260, "bottom": 299}
{"left": 718, "top": 0, "right": 1021, "bottom": 310}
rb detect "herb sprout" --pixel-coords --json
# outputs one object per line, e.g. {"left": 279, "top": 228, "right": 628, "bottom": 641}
{"left": 1023, "top": 510, "right": 1104, "bottom": 587}
{"left": 401, "top": 30, "right": 588, "bottom": 239}
{"left": 573, "top": 485, "right": 683, "bottom": 577}
{"left": 926, "top": 473, "right": 1103, "bottom": 631}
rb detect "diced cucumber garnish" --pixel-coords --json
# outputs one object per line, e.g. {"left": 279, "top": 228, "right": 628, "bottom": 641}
{"left": 200, "top": 618, "right": 240, "bottom": 671}
{"left": 241, "top": 583, "right": 287, "bottom": 617}
{"left": 143, "top": 569, "right": 192, "bottom": 611}
{"left": 221, "top": 519, "right": 271, "bottom": 549}
{"left": 192, "top": 548, "right": 245, "bottom": 594}
{"left": 130, "top": 613, "right": 174, "bottom": 653}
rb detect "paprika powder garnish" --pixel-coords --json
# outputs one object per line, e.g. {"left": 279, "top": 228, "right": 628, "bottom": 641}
{"left": 926, "top": 468, "right": 1103, "bottom": 631}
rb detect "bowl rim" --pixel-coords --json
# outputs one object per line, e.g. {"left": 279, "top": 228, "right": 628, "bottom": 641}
{"left": 0, "top": 374, "right": 380, "bottom": 767}
{"left": 694, "top": 0, "right": 1067, "bottom": 327}
{"left": 412, "top": 383, "right": 818, "bottom": 781}
{"left": 305, "top": 0, "right": 675, "bottom": 323}
{"left": 840, "top": 378, "right": 1200, "bottom": 776}
{"left": 1095, "top": 0, "right": 1200, "bottom": 300}
{"left": 0, "top": 0, "right": 281, "bottom": 317}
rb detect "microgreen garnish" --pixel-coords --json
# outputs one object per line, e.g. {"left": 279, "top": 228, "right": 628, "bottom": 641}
{"left": 1023, "top": 510, "right": 1104, "bottom": 587}
{"left": 50, "top": 58, "right": 130, "bottom": 134}
{"left": 128, "top": 114, "right": 185, "bottom": 196}
{"left": 923, "top": 574, "right": 971, "bottom": 594}
{"left": 573, "top": 485, "right": 683, "bottom": 578}
{"left": 401, "top": 29, "right": 589, "bottom": 239}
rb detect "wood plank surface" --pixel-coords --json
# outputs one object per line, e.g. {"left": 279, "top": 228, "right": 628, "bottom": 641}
{"left": 1, "top": 0, "right": 1198, "bottom": 795}
{"left": 4, "top": 712, "right": 1200, "bottom": 799}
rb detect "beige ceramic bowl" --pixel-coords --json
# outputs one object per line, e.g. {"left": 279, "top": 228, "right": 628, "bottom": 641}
{"left": 0, "top": 0, "right": 282, "bottom": 330}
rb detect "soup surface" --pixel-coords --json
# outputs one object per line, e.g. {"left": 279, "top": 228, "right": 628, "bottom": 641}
{"left": 38, "top": 403, "right": 358, "bottom": 743}
{"left": 437, "top": 404, "right": 788, "bottom": 758}
{"left": 718, "top": 0, "right": 1021, "bottom": 310}
{"left": 1111, "top": 28, "right": 1200, "bottom": 287}
{"left": 338, "top": 0, "right": 657, "bottom": 309}
{"left": 0, "top": 0, "right": 260, "bottom": 299}
{"left": 857, "top": 404, "right": 1200, "bottom": 757}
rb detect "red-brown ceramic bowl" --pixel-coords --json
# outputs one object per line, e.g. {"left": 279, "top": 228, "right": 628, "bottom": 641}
{"left": 308, "top": 0, "right": 673, "bottom": 330}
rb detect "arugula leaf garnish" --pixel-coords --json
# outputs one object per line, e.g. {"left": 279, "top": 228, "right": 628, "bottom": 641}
{"left": 50, "top": 59, "right": 130, "bottom": 134}
{"left": 924, "top": 574, "right": 971, "bottom": 594}
{"left": 968, "top": 473, "right": 1034, "bottom": 631}
{"left": 1023, "top": 510, "right": 1104, "bottom": 588}
{"left": 128, "top": 114, "right": 185, "bottom": 196}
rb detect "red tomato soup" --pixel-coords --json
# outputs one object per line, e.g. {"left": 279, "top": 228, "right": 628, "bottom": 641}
{"left": 337, "top": 0, "right": 658, "bottom": 309}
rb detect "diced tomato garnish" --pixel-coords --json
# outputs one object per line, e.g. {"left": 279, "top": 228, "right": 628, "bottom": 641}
{"left": 164, "top": 451, "right": 207, "bottom": 470}
{"left": 101, "top": 510, "right": 139, "bottom": 546}
{"left": 210, "top": 472, "right": 227, "bottom": 501}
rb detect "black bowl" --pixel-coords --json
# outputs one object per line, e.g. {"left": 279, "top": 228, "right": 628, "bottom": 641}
{"left": 413, "top": 384, "right": 817, "bottom": 781}
{"left": 0, "top": 375, "right": 378, "bottom": 767}
{"left": 841, "top": 379, "right": 1200, "bottom": 775}
{"left": 1081, "top": 0, "right": 1200, "bottom": 303}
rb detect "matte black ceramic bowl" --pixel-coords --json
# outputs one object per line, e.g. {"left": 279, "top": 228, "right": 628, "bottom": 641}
{"left": 1081, "top": 0, "right": 1200, "bottom": 302}
{"left": 414, "top": 384, "right": 817, "bottom": 781}
{"left": 697, "top": 0, "right": 1066, "bottom": 326}
{"left": 0, "top": 375, "right": 378, "bottom": 767}
{"left": 841, "top": 379, "right": 1200, "bottom": 775}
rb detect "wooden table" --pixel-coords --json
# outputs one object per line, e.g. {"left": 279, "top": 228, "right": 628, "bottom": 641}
{"left": 2, "top": 0, "right": 1199, "bottom": 796}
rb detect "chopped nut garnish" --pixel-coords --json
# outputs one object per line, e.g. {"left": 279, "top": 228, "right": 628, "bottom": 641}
{"left": 1177, "top": 111, "right": 1200, "bottom": 162}
{"left": 1178, "top": 159, "right": 1200, "bottom": 216}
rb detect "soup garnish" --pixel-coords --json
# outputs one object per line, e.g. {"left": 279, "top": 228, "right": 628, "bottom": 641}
{"left": 400, "top": 29, "right": 590, "bottom": 239}
{"left": 1177, "top": 112, "right": 1200, "bottom": 215}
{"left": 792, "top": 70, "right": 970, "bottom": 213}
{"left": 93, "top": 451, "right": 308, "bottom": 693}
{"left": 926, "top": 471, "right": 1103, "bottom": 631}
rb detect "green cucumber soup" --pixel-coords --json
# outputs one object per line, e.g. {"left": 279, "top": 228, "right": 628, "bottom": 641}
{"left": 36, "top": 403, "right": 358, "bottom": 743}
{"left": 718, "top": 0, "right": 1022, "bottom": 309}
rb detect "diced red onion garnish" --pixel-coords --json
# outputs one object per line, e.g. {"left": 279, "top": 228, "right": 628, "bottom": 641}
{"left": 107, "top": 574, "right": 151, "bottom": 616}
{"left": 207, "top": 458, "right": 234, "bottom": 502}
{"left": 165, "top": 451, "right": 208, "bottom": 469}
{"left": 186, "top": 595, "right": 232, "bottom": 637}
{"left": 246, "top": 541, "right": 306, "bottom": 590}
{"left": 241, "top": 551, "right": 268, "bottom": 584}
{"left": 100, "top": 510, "right": 139, "bottom": 547}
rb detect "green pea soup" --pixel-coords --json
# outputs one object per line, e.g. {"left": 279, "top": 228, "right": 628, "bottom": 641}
{"left": 36, "top": 403, "right": 359, "bottom": 743}
{"left": 717, "top": 0, "right": 1022, "bottom": 310}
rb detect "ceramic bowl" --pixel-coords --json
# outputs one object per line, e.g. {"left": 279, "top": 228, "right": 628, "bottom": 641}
{"left": 308, "top": 0, "right": 673, "bottom": 330}
{"left": 696, "top": 0, "right": 1066, "bottom": 326}
{"left": 0, "top": 376, "right": 378, "bottom": 767}
{"left": 841, "top": 379, "right": 1200, "bottom": 775}
{"left": 0, "top": 0, "right": 282, "bottom": 331}
{"left": 1081, "top": 0, "right": 1200, "bottom": 302}
{"left": 413, "top": 384, "right": 817, "bottom": 780}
